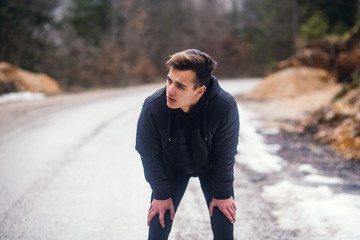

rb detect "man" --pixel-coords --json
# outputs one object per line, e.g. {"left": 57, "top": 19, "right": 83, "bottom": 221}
{"left": 135, "top": 49, "right": 239, "bottom": 240}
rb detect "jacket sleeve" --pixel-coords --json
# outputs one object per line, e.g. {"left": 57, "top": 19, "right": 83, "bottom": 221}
{"left": 135, "top": 101, "right": 171, "bottom": 200}
{"left": 211, "top": 100, "right": 239, "bottom": 199}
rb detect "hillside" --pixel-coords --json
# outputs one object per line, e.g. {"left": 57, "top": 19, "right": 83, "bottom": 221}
{"left": 244, "top": 23, "right": 360, "bottom": 161}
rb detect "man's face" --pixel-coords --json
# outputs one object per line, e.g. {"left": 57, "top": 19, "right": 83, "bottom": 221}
{"left": 166, "top": 67, "right": 205, "bottom": 113}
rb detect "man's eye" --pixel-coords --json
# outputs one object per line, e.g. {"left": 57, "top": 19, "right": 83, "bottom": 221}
{"left": 177, "top": 84, "right": 184, "bottom": 89}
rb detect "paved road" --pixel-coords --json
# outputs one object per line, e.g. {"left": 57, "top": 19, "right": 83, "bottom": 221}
{"left": 0, "top": 80, "right": 294, "bottom": 240}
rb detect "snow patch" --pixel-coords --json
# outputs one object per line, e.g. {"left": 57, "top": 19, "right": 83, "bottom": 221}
{"left": 219, "top": 79, "right": 286, "bottom": 173}
{"left": 236, "top": 105, "right": 286, "bottom": 173}
{"left": 298, "top": 165, "right": 344, "bottom": 184}
{"left": 262, "top": 180, "right": 360, "bottom": 239}
{"left": 0, "top": 91, "right": 45, "bottom": 104}
{"left": 304, "top": 174, "right": 344, "bottom": 185}
{"left": 298, "top": 164, "right": 318, "bottom": 174}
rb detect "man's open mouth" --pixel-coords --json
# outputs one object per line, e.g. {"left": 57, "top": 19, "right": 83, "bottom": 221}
{"left": 167, "top": 96, "right": 175, "bottom": 102}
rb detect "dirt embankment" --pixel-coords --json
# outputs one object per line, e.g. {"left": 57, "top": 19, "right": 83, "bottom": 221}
{"left": 241, "top": 23, "right": 360, "bottom": 161}
{"left": 240, "top": 66, "right": 341, "bottom": 127}
{"left": 272, "top": 23, "right": 360, "bottom": 83}
{"left": 306, "top": 87, "right": 360, "bottom": 160}
{"left": 0, "top": 62, "right": 62, "bottom": 94}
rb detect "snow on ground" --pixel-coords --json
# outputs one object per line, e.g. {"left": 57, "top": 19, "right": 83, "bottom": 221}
{"left": 0, "top": 91, "right": 45, "bottom": 104}
{"left": 298, "top": 164, "right": 344, "bottom": 184}
{"left": 298, "top": 164, "right": 319, "bottom": 174}
{"left": 262, "top": 181, "right": 360, "bottom": 240}
{"left": 236, "top": 105, "right": 286, "bottom": 173}
{"left": 235, "top": 98, "right": 360, "bottom": 239}
{"left": 303, "top": 174, "right": 344, "bottom": 185}
{"left": 221, "top": 78, "right": 287, "bottom": 174}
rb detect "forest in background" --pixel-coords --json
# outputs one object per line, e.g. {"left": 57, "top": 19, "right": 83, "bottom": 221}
{"left": 1, "top": 0, "right": 360, "bottom": 90}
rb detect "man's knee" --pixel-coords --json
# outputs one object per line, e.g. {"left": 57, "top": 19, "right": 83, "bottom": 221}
{"left": 148, "top": 211, "right": 173, "bottom": 240}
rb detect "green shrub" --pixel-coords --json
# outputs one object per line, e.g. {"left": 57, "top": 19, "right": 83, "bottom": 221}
{"left": 301, "top": 10, "right": 329, "bottom": 41}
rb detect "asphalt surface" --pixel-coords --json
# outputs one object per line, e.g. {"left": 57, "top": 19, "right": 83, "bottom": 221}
{"left": 0, "top": 80, "right": 298, "bottom": 239}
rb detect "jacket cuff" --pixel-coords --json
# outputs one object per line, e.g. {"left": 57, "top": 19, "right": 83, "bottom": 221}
{"left": 153, "top": 189, "right": 171, "bottom": 200}
{"left": 213, "top": 190, "right": 233, "bottom": 200}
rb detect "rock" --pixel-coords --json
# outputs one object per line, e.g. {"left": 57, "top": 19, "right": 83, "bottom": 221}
{"left": 273, "top": 26, "right": 360, "bottom": 83}
{"left": 306, "top": 85, "right": 360, "bottom": 160}
{"left": 329, "top": 118, "right": 360, "bottom": 160}
{"left": 334, "top": 48, "right": 360, "bottom": 81}
{"left": 331, "top": 101, "right": 359, "bottom": 116}
{"left": 273, "top": 37, "right": 344, "bottom": 73}
{"left": 0, "top": 62, "right": 62, "bottom": 94}
{"left": 306, "top": 37, "right": 345, "bottom": 54}
{"left": 344, "top": 22, "right": 360, "bottom": 49}
{"left": 243, "top": 67, "right": 336, "bottom": 100}
{"left": 275, "top": 48, "right": 331, "bottom": 72}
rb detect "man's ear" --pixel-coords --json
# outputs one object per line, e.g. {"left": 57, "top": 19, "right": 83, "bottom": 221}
{"left": 198, "top": 86, "right": 206, "bottom": 96}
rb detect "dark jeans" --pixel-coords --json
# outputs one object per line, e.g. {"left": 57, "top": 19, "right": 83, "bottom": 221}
{"left": 148, "top": 169, "right": 234, "bottom": 240}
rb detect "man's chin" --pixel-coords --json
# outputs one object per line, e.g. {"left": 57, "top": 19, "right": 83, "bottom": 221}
{"left": 166, "top": 102, "right": 178, "bottom": 109}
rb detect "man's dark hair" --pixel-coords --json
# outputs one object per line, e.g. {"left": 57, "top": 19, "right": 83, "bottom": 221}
{"left": 166, "top": 49, "right": 217, "bottom": 89}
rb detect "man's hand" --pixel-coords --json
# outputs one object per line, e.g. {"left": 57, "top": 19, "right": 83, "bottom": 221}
{"left": 147, "top": 198, "right": 175, "bottom": 228}
{"left": 209, "top": 196, "right": 236, "bottom": 223}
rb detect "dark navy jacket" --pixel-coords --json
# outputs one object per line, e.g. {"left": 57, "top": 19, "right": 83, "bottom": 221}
{"left": 135, "top": 76, "right": 239, "bottom": 200}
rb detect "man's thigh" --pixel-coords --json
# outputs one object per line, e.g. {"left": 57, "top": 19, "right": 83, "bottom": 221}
{"left": 198, "top": 171, "right": 214, "bottom": 206}
{"left": 148, "top": 171, "right": 191, "bottom": 239}
{"left": 150, "top": 170, "right": 191, "bottom": 209}
{"left": 198, "top": 171, "right": 234, "bottom": 240}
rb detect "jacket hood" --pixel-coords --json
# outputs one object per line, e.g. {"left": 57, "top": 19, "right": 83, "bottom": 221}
{"left": 202, "top": 75, "right": 221, "bottom": 102}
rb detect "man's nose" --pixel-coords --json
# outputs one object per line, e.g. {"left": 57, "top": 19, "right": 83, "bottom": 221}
{"left": 167, "top": 84, "right": 175, "bottom": 96}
